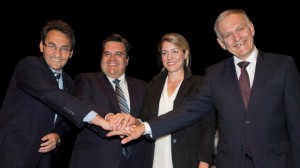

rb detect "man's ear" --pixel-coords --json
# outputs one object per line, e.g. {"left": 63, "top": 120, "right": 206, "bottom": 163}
{"left": 39, "top": 41, "right": 44, "bottom": 52}
{"left": 126, "top": 57, "right": 129, "bottom": 65}
{"left": 217, "top": 38, "right": 227, "bottom": 50}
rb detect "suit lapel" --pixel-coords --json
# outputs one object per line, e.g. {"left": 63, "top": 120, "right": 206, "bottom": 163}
{"left": 247, "top": 52, "right": 269, "bottom": 111}
{"left": 151, "top": 79, "right": 165, "bottom": 117}
{"left": 173, "top": 71, "right": 193, "bottom": 107}
{"left": 223, "top": 59, "right": 247, "bottom": 111}
{"left": 97, "top": 73, "right": 120, "bottom": 112}
{"left": 61, "top": 72, "right": 72, "bottom": 93}
{"left": 126, "top": 77, "right": 135, "bottom": 115}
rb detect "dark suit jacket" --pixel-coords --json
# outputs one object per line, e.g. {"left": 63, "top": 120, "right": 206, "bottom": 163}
{"left": 69, "top": 72, "right": 148, "bottom": 168}
{"left": 140, "top": 69, "right": 215, "bottom": 168}
{"left": 146, "top": 51, "right": 300, "bottom": 168}
{"left": 0, "top": 56, "right": 92, "bottom": 168}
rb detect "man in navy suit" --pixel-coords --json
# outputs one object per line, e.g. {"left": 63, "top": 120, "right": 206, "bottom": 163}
{"left": 69, "top": 34, "right": 148, "bottom": 168}
{"left": 0, "top": 20, "right": 111, "bottom": 168}
{"left": 108, "top": 9, "right": 300, "bottom": 168}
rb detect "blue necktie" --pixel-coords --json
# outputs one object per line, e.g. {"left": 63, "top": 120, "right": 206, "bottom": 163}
{"left": 113, "top": 79, "right": 132, "bottom": 159}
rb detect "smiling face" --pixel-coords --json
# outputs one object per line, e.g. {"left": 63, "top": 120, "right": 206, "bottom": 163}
{"left": 39, "top": 30, "right": 73, "bottom": 70}
{"left": 216, "top": 13, "right": 255, "bottom": 60}
{"left": 161, "top": 41, "right": 187, "bottom": 74}
{"left": 100, "top": 41, "right": 128, "bottom": 79}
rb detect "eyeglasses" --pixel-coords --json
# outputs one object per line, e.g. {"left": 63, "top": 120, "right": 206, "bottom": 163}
{"left": 43, "top": 42, "right": 72, "bottom": 54}
{"left": 102, "top": 51, "right": 126, "bottom": 57}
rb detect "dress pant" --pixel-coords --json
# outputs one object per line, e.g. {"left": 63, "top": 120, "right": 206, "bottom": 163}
{"left": 243, "top": 156, "right": 255, "bottom": 168}
{"left": 37, "top": 153, "right": 52, "bottom": 168}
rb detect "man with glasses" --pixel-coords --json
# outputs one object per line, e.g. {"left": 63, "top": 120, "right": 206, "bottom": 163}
{"left": 0, "top": 20, "right": 112, "bottom": 168}
{"left": 69, "top": 34, "right": 148, "bottom": 168}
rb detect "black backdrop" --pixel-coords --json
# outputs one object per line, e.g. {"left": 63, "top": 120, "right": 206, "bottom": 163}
{"left": 1, "top": 2, "right": 298, "bottom": 107}
{"left": 0, "top": 1, "right": 299, "bottom": 167}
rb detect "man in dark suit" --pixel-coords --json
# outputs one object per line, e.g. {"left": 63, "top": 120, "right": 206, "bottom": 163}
{"left": 69, "top": 34, "right": 148, "bottom": 168}
{"left": 0, "top": 20, "right": 111, "bottom": 168}
{"left": 108, "top": 9, "right": 300, "bottom": 168}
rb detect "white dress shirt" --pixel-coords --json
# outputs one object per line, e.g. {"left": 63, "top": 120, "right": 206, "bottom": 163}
{"left": 152, "top": 77, "right": 182, "bottom": 168}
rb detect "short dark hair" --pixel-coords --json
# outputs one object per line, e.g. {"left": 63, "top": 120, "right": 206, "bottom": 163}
{"left": 102, "top": 34, "right": 131, "bottom": 58}
{"left": 41, "top": 20, "right": 76, "bottom": 50}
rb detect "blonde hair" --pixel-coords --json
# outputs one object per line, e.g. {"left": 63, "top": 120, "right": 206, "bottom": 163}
{"left": 157, "top": 33, "right": 191, "bottom": 69}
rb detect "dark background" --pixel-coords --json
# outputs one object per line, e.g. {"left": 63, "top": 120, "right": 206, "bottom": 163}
{"left": 1, "top": 1, "right": 299, "bottom": 103}
{"left": 0, "top": 1, "right": 298, "bottom": 167}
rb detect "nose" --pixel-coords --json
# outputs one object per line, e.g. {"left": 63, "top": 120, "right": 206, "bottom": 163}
{"left": 109, "top": 54, "right": 117, "bottom": 60}
{"left": 54, "top": 48, "right": 61, "bottom": 57}
{"left": 233, "top": 32, "right": 241, "bottom": 42}
{"left": 167, "top": 53, "right": 173, "bottom": 60}
{"left": 54, "top": 49, "right": 62, "bottom": 57}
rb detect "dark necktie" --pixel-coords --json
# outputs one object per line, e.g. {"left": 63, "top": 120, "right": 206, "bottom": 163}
{"left": 54, "top": 72, "right": 61, "bottom": 84}
{"left": 53, "top": 72, "right": 61, "bottom": 123}
{"left": 238, "top": 61, "right": 251, "bottom": 108}
{"left": 113, "top": 79, "right": 132, "bottom": 159}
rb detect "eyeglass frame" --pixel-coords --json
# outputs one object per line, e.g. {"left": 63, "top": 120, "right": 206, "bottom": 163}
{"left": 102, "top": 51, "right": 127, "bottom": 58}
{"left": 43, "top": 42, "right": 72, "bottom": 54}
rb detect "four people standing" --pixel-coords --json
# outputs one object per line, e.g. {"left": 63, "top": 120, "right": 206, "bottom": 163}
{"left": 1, "top": 8, "right": 299, "bottom": 168}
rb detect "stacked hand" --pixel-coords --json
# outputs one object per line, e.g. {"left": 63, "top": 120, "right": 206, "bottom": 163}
{"left": 91, "top": 113, "right": 136, "bottom": 131}
{"left": 107, "top": 122, "right": 145, "bottom": 144}
{"left": 106, "top": 113, "right": 137, "bottom": 131}
{"left": 91, "top": 112, "right": 145, "bottom": 144}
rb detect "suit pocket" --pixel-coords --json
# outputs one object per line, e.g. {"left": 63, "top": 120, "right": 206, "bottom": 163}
{"left": 272, "top": 141, "right": 291, "bottom": 154}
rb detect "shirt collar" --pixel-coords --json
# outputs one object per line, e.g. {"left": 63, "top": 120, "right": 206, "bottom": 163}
{"left": 234, "top": 46, "right": 258, "bottom": 66}
{"left": 50, "top": 68, "right": 62, "bottom": 74}
{"left": 107, "top": 74, "right": 126, "bottom": 83}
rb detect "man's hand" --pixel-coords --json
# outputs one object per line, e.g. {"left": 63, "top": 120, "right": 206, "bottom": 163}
{"left": 91, "top": 115, "right": 113, "bottom": 130}
{"left": 39, "top": 133, "right": 60, "bottom": 153}
{"left": 106, "top": 113, "right": 139, "bottom": 131}
{"left": 107, "top": 123, "right": 145, "bottom": 144}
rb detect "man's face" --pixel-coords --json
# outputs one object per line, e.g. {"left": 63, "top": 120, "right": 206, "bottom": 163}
{"left": 217, "top": 13, "right": 255, "bottom": 60}
{"left": 40, "top": 30, "right": 73, "bottom": 70}
{"left": 101, "top": 41, "right": 128, "bottom": 79}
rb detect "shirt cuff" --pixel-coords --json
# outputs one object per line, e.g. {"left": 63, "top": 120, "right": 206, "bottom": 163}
{"left": 143, "top": 122, "right": 152, "bottom": 137}
{"left": 83, "top": 111, "right": 98, "bottom": 123}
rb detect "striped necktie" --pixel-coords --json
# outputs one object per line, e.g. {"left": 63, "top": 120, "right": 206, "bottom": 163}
{"left": 113, "top": 79, "right": 130, "bottom": 113}
{"left": 113, "top": 79, "right": 132, "bottom": 159}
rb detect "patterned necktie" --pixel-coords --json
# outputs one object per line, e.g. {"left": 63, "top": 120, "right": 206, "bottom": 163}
{"left": 238, "top": 61, "right": 251, "bottom": 108}
{"left": 113, "top": 79, "right": 130, "bottom": 113}
{"left": 113, "top": 79, "right": 132, "bottom": 159}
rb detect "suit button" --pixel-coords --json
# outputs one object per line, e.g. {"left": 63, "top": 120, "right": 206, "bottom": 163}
{"left": 245, "top": 120, "right": 250, "bottom": 124}
{"left": 172, "top": 139, "right": 177, "bottom": 143}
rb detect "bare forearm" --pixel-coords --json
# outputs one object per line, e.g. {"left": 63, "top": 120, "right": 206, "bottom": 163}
{"left": 199, "top": 161, "right": 209, "bottom": 168}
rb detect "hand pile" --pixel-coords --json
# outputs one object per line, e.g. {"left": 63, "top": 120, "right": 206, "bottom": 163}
{"left": 105, "top": 113, "right": 145, "bottom": 144}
